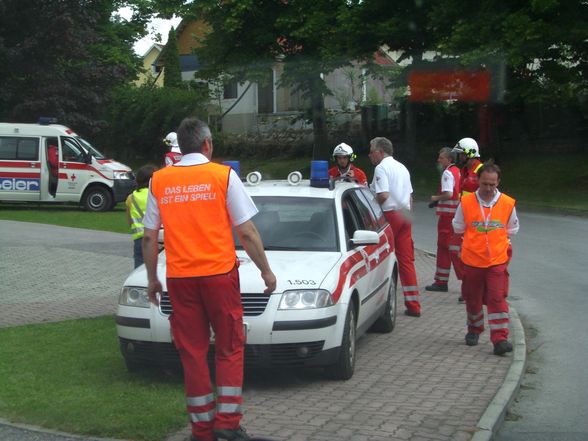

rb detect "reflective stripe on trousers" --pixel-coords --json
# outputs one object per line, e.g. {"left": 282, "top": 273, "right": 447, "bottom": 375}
{"left": 384, "top": 210, "right": 420, "bottom": 314}
{"left": 461, "top": 263, "right": 510, "bottom": 344}
{"left": 217, "top": 386, "right": 243, "bottom": 415}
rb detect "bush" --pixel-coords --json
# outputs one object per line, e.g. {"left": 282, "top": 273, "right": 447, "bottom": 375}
{"left": 95, "top": 84, "right": 208, "bottom": 162}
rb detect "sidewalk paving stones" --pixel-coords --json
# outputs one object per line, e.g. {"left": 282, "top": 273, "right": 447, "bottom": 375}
{"left": 0, "top": 220, "right": 525, "bottom": 441}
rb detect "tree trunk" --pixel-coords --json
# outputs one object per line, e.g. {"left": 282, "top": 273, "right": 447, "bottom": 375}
{"left": 404, "top": 51, "right": 423, "bottom": 163}
{"left": 309, "top": 76, "right": 329, "bottom": 160}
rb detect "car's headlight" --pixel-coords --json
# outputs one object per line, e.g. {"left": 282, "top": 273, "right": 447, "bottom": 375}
{"left": 114, "top": 171, "right": 132, "bottom": 179}
{"left": 279, "top": 289, "right": 334, "bottom": 310}
{"left": 119, "top": 286, "right": 150, "bottom": 308}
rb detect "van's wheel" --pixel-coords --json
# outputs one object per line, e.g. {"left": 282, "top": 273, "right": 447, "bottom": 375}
{"left": 82, "top": 187, "right": 113, "bottom": 212}
{"left": 327, "top": 299, "right": 356, "bottom": 380}
{"left": 370, "top": 269, "right": 398, "bottom": 333}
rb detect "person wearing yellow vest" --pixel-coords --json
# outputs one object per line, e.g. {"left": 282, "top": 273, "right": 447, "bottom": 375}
{"left": 142, "top": 118, "right": 276, "bottom": 441}
{"left": 425, "top": 147, "right": 462, "bottom": 292}
{"left": 125, "top": 165, "right": 158, "bottom": 268}
{"left": 453, "top": 162, "right": 519, "bottom": 356}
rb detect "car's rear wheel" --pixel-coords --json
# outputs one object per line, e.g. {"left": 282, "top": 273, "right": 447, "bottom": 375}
{"left": 327, "top": 300, "right": 356, "bottom": 380}
{"left": 370, "top": 269, "right": 398, "bottom": 333}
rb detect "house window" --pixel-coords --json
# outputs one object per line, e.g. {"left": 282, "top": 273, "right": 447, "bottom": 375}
{"left": 223, "top": 80, "right": 238, "bottom": 99}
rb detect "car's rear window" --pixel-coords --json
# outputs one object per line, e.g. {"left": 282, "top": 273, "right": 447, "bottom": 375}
{"left": 235, "top": 196, "right": 338, "bottom": 252}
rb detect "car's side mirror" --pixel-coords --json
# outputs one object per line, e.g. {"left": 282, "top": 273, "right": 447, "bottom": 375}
{"left": 351, "top": 230, "right": 379, "bottom": 246}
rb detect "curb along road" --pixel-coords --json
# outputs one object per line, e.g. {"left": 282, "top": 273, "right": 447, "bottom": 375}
{"left": 1, "top": 220, "right": 525, "bottom": 441}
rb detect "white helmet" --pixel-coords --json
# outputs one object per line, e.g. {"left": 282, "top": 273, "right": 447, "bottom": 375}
{"left": 332, "top": 142, "right": 355, "bottom": 161}
{"left": 453, "top": 137, "right": 480, "bottom": 159}
{"left": 164, "top": 132, "right": 181, "bottom": 153}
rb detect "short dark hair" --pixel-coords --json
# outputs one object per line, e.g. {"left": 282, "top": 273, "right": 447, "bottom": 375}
{"left": 477, "top": 160, "right": 501, "bottom": 180}
{"left": 135, "top": 164, "right": 158, "bottom": 189}
{"left": 177, "top": 117, "right": 212, "bottom": 154}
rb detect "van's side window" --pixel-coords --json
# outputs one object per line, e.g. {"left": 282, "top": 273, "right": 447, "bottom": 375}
{"left": 61, "top": 138, "right": 85, "bottom": 162}
{"left": 0, "top": 137, "right": 39, "bottom": 160}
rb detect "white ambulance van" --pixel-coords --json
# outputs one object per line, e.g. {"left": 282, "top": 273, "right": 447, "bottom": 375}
{"left": 0, "top": 119, "right": 134, "bottom": 211}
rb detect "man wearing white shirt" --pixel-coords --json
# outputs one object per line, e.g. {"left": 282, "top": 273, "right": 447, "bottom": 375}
{"left": 369, "top": 137, "right": 421, "bottom": 317}
{"left": 453, "top": 162, "right": 519, "bottom": 356}
{"left": 142, "top": 117, "right": 276, "bottom": 441}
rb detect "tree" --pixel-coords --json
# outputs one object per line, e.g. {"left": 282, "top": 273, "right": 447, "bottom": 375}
{"left": 0, "top": 0, "right": 151, "bottom": 135}
{"left": 163, "top": 27, "right": 183, "bottom": 88}
{"left": 427, "top": 0, "right": 588, "bottom": 103}
{"left": 100, "top": 83, "right": 208, "bottom": 161}
{"left": 178, "top": 0, "right": 372, "bottom": 160}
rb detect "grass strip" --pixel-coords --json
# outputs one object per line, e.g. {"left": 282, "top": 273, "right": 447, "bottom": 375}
{"left": 0, "top": 204, "right": 129, "bottom": 233}
{"left": 0, "top": 316, "right": 186, "bottom": 441}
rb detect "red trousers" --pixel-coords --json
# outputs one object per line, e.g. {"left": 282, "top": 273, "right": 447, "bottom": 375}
{"left": 167, "top": 266, "right": 245, "bottom": 441}
{"left": 434, "top": 216, "right": 463, "bottom": 285}
{"left": 461, "top": 263, "right": 510, "bottom": 344}
{"left": 384, "top": 210, "right": 420, "bottom": 313}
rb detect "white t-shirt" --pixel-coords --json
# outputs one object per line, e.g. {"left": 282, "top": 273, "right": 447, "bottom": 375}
{"left": 372, "top": 156, "right": 413, "bottom": 211}
{"left": 440, "top": 167, "right": 455, "bottom": 193}
{"left": 143, "top": 153, "right": 258, "bottom": 230}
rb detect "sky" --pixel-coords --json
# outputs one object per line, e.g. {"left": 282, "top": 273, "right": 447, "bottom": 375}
{"left": 118, "top": 8, "right": 182, "bottom": 56}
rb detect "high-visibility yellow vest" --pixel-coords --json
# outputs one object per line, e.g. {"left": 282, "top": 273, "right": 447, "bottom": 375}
{"left": 128, "top": 188, "right": 149, "bottom": 240}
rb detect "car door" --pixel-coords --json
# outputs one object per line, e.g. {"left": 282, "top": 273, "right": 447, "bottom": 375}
{"left": 340, "top": 191, "right": 378, "bottom": 329}
{"left": 57, "top": 137, "right": 91, "bottom": 197}
{"left": 356, "top": 188, "right": 394, "bottom": 313}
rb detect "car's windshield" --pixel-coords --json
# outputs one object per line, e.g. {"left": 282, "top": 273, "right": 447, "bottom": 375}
{"left": 234, "top": 196, "right": 338, "bottom": 252}
{"left": 76, "top": 137, "right": 106, "bottom": 159}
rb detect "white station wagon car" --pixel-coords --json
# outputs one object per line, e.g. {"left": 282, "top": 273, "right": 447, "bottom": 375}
{"left": 116, "top": 174, "right": 398, "bottom": 380}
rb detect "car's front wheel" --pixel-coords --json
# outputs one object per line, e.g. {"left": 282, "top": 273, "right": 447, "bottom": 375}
{"left": 82, "top": 186, "right": 113, "bottom": 212}
{"left": 123, "top": 356, "right": 143, "bottom": 373}
{"left": 327, "top": 300, "right": 356, "bottom": 380}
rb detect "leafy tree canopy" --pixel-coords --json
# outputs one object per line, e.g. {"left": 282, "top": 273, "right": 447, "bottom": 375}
{"left": 427, "top": 0, "right": 588, "bottom": 102}
{"left": 0, "top": 0, "right": 152, "bottom": 135}
{"left": 152, "top": 0, "right": 376, "bottom": 159}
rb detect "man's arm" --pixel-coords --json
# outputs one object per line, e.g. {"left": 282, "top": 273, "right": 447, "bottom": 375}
{"left": 125, "top": 196, "right": 133, "bottom": 227}
{"left": 235, "top": 220, "right": 276, "bottom": 294}
{"left": 142, "top": 227, "right": 163, "bottom": 305}
{"left": 376, "top": 191, "right": 389, "bottom": 206}
{"left": 507, "top": 206, "right": 520, "bottom": 236}
{"left": 452, "top": 204, "right": 465, "bottom": 234}
{"left": 431, "top": 191, "right": 453, "bottom": 202}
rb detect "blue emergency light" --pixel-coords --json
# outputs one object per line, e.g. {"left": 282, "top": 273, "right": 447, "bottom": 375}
{"left": 310, "top": 160, "right": 329, "bottom": 188}
{"left": 38, "top": 117, "right": 58, "bottom": 125}
{"left": 223, "top": 160, "right": 240, "bottom": 177}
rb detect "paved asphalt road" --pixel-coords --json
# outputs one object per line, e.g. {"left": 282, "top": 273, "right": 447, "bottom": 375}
{"left": 412, "top": 201, "right": 588, "bottom": 441}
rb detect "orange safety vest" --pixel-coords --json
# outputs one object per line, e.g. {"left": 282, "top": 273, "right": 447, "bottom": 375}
{"left": 436, "top": 164, "right": 461, "bottom": 217}
{"left": 150, "top": 162, "right": 236, "bottom": 278}
{"left": 460, "top": 192, "right": 516, "bottom": 268}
